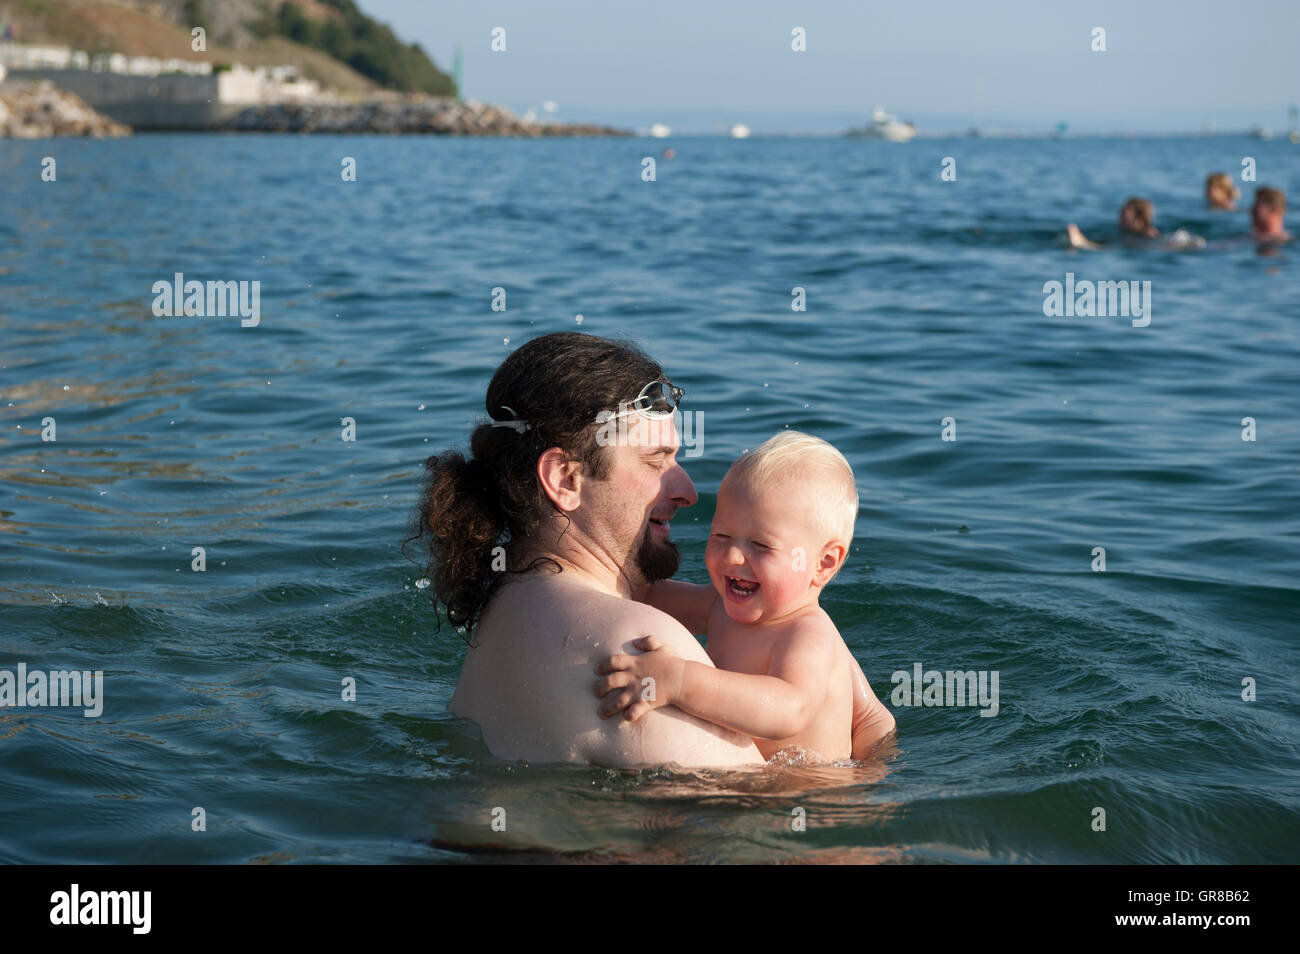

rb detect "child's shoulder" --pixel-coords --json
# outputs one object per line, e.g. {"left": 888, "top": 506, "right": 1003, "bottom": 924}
{"left": 778, "top": 606, "right": 843, "bottom": 650}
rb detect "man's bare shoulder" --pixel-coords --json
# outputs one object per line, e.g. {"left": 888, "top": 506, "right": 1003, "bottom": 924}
{"left": 477, "top": 574, "right": 760, "bottom": 767}
{"left": 496, "top": 573, "right": 710, "bottom": 661}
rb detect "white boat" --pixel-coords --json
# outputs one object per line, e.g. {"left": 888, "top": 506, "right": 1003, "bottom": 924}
{"left": 730, "top": 123, "right": 751, "bottom": 138}
{"left": 846, "top": 106, "right": 916, "bottom": 142}
{"left": 649, "top": 122, "right": 672, "bottom": 138}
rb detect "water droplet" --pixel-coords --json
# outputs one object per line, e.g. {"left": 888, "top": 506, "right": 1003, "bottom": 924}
{"left": 62, "top": 384, "right": 70, "bottom": 391}
{"left": 415, "top": 578, "right": 431, "bottom": 590}
{"left": 575, "top": 314, "right": 584, "bottom": 325}
{"left": 503, "top": 337, "right": 510, "bottom": 345}
{"left": 417, "top": 404, "right": 426, "bottom": 411}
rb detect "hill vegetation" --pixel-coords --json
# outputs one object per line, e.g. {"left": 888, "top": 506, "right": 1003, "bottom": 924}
{"left": 3, "top": 0, "right": 455, "bottom": 97}
{"left": 254, "top": 1, "right": 455, "bottom": 96}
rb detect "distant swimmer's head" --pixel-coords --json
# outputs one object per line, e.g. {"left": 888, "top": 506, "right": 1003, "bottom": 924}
{"left": 410, "top": 332, "right": 694, "bottom": 631}
{"left": 706, "top": 431, "right": 858, "bottom": 625}
{"left": 1118, "top": 197, "right": 1158, "bottom": 238}
{"left": 1251, "top": 186, "right": 1288, "bottom": 239}
{"left": 1205, "top": 172, "right": 1240, "bottom": 210}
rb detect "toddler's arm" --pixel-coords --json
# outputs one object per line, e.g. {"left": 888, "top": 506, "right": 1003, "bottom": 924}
{"left": 845, "top": 646, "right": 896, "bottom": 758}
{"left": 639, "top": 579, "right": 718, "bottom": 636}
{"left": 595, "top": 624, "right": 835, "bottom": 741}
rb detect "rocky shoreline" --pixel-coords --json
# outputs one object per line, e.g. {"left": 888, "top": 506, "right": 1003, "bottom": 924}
{"left": 218, "top": 97, "right": 629, "bottom": 136}
{"left": 0, "top": 81, "right": 132, "bottom": 138}
{"left": 0, "top": 80, "right": 626, "bottom": 137}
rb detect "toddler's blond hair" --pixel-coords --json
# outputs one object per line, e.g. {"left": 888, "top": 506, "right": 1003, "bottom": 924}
{"left": 728, "top": 430, "right": 859, "bottom": 548}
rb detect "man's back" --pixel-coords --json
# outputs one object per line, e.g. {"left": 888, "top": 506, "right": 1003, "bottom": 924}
{"left": 451, "top": 573, "right": 763, "bottom": 767}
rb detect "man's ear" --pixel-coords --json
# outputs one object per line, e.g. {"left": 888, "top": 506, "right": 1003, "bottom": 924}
{"left": 537, "top": 447, "right": 584, "bottom": 512}
{"left": 811, "top": 541, "right": 848, "bottom": 588}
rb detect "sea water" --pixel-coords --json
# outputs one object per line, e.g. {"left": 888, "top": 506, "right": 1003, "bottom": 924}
{"left": 1, "top": 134, "right": 1297, "bottom": 862}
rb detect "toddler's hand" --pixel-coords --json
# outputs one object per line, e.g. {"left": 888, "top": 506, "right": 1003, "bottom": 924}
{"left": 594, "top": 635, "right": 683, "bottom": 722}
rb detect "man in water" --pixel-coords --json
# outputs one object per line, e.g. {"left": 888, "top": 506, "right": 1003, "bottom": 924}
{"left": 1067, "top": 197, "right": 1205, "bottom": 250}
{"left": 410, "top": 332, "right": 891, "bottom": 767}
{"left": 1067, "top": 197, "right": 1160, "bottom": 249}
{"left": 1250, "top": 186, "right": 1292, "bottom": 244}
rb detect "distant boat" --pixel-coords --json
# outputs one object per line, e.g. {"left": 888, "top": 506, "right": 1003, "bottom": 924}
{"left": 649, "top": 123, "right": 672, "bottom": 138}
{"left": 1249, "top": 125, "right": 1272, "bottom": 141}
{"left": 845, "top": 106, "right": 916, "bottom": 142}
{"left": 730, "top": 123, "right": 751, "bottom": 139}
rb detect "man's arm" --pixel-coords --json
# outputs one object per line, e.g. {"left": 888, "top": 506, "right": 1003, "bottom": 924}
{"left": 596, "top": 624, "right": 835, "bottom": 742}
{"left": 574, "top": 601, "right": 762, "bottom": 768}
{"left": 640, "top": 579, "right": 718, "bottom": 636}
{"left": 844, "top": 644, "right": 896, "bottom": 759}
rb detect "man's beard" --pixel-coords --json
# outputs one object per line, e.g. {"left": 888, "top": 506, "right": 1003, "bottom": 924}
{"left": 633, "top": 524, "right": 680, "bottom": 584}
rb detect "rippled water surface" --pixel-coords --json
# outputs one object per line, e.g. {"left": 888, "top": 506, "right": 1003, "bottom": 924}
{"left": 1, "top": 134, "right": 1298, "bottom": 863}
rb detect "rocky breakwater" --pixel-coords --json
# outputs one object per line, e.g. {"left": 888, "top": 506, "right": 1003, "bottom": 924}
{"left": 0, "top": 81, "right": 132, "bottom": 138}
{"left": 219, "top": 97, "right": 628, "bottom": 136}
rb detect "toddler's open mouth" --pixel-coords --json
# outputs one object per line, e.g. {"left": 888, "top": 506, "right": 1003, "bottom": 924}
{"left": 725, "top": 575, "right": 759, "bottom": 599}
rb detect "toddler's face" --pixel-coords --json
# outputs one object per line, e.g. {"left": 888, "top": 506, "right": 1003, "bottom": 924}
{"left": 705, "top": 471, "right": 824, "bottom": 624}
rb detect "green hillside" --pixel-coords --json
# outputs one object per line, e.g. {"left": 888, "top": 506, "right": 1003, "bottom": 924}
{"left": 252, "top": 1, "right": 455, "bottom": 96}
{"left": 3, "top": 0, "right": 456, "bottom": 98}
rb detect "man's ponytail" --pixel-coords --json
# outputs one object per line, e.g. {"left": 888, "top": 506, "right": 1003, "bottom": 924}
{"left": 414, "top": 449, "right": 509, "bottom": 631}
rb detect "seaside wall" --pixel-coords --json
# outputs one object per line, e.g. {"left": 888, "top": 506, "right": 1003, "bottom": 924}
{"left": 2, "top": 69, "right": 240, "bottom": 129}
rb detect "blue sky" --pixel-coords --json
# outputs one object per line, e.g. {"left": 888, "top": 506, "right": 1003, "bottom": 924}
{"left": 361, "top": 0, "right": 1300, "bottom": 134}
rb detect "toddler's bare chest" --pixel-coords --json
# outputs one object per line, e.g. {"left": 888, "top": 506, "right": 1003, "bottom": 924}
{"left": 706, "top": 620, "right": 779, "bottom": 675}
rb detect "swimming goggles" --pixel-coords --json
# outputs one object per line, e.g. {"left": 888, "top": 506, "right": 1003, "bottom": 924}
{"left": 488, "top": 380, "right": 684, "bottom": 433}
{"left": 488, "top": 382, "right": 686, "bottom": 436}
{"left": 601, "top": 379, "right": 685, "bottom": 421}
